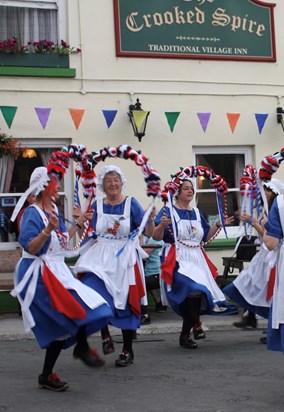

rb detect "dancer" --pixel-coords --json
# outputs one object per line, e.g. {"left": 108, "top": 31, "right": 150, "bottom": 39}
{"left": 10, "top": 166, "right": 113, "bottom": 391}
{"left": 73, "top": 165, "right": 155, "bottom": 366}
{"left": 153, "top": 174, "right": 234, "bottom": 349}
{"left": 224, "top": 179, "right": 284, "bottom": 333}
{"left": 263, "top": 180, "right": 284, "bottom": 352}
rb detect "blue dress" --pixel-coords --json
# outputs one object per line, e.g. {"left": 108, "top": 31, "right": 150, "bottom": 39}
{"left": 264, "top": 196, "right": 284, "bottom": 352}
{"left": 155, "top": 206, "right": 237, "bottom": 317}
{"left": 74, "top": 197, "right": 147, "bottom": 330}
{"left": 12, "top": 205, "right": 113, "bottom": 349}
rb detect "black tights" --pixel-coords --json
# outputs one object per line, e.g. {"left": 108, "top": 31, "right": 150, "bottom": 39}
{"left": 41, "top": 340, "right": 63, "bottom": 377}
{"left": 101, "top": 326, "right": 134, "bottom": 355}
{"left": 41, "top": 326, "right": 89, "bottom": 377}
{"left": 122, "top": 329, "right": 134, "bottom": 355}
{"left": 181, "top": 296, "right": 202, "bottom": 336}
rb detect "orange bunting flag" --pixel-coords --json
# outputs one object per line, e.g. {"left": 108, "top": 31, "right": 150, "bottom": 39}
{"left": 227, "top": 113, "right": 241, "bottom": 133}
{"left": 68, "top": 108, "right": 85, "bottom": 130}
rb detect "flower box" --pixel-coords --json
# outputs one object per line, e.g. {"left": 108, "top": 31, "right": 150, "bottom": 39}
{"left": 0, "top": 53, "right": 69, "bottom": 68}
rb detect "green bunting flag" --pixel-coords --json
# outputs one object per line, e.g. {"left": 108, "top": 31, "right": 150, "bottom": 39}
{"left": 0, "top": 106, "right": 17, "bottom": 129}
{"left": 165, "top": 112, "right": 181, "bottom": 133}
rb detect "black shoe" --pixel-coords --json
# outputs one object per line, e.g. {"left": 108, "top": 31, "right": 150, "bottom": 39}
{"left": 38, "top": 373, "right": 69, "bottom": 392}
{"left": 141, "top": 315, "right": 151, "bottom": 325}
{"left": 73, "top": 346, "right": 105, "bottom": 367}
{"left": 102, "top": 337, "right": 115, "bottom": 355}
{"left": 259, "top": 336, "right": 267, "bottom": 344}
{"left": 193, "top": 325, "right": 206, "bottom": 340}
{"left": 179, "top": 333, "right": 198, "bottom": 349}
{"left": 155, "top": 302, "right": 164, "bottom": 313}
{"left": 233, "top": 317, "right": 257, "bottom": 329}
{"left": 115, "top": 351, "right": 134, "bottom": 367}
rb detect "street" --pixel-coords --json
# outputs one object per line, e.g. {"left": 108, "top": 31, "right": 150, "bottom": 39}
{"left": 0, "top": 329, "right": 283, "bottom": 412}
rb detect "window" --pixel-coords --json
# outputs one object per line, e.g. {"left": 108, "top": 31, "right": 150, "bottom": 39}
{"left": 0, "top": 139, "right": 72, "bottom": 246}
{"left": 193, "top": 146, "right": 253, "bottom": 239}
{"left": 0, "top": 0, "right": 66, "bottom": 46}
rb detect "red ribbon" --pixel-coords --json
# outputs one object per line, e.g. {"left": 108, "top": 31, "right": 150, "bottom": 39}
{"left": 201, "top": 248, "right": 218, "bottom": 279}
{"left": 266, "top": 266, "right": 276, "bottom": 301}
{"left": 42, "top": 264, "right": 86, "bottom": 320}
{"left": 128, "top": 262, "right": 145, "bottom": 316}
{"left": 160, "top": 244, "right": 176, "bottom": 285}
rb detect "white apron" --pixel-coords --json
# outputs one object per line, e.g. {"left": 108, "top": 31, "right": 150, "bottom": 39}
{"left": 169, "top": 207, "right": 225, "bottom": 303}
{"left": 74, "top": 197, "right": 148, "bottom": 310}
{"left": 11, "top": 205, "right": 109, "bottom": 332}
{"left": 271, "top": 195, "right": 284, "bottom": 329}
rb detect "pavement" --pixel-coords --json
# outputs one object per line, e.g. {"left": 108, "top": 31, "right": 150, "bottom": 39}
{"left": 0, "top": 305, "right": 268, "bottom": 341}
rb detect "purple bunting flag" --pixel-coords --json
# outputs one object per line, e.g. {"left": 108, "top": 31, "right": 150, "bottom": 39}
{"left": 197, "top": 112, "right": 211, "bottom": 132}
{"left": 35, "top": 107, "right": 51, "bottom": 129}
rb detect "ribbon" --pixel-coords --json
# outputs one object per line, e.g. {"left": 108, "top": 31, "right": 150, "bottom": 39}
{"left": 160, "top": 244, "right": 176, "bottom": 285}
{"left": 201, "top": 248, "right": 218, "bottom": 279}
{"left": 266, "top": 266, "right": 276, "bottom": 302}
{"left": 216, "top": 190, "right": 228, "bottom": 239}
{"left": 42, "top": 264, "right": 86, "bottom": 320}
{"left": 128, "top": 262, "right": 145, "bottom": 316}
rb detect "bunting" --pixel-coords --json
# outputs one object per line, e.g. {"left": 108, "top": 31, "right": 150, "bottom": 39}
{"left": 255, "top": 113, "right": 269, "bottom": 134}
{"left": 35, "top": 107, "right": 51, "bottom": 129}
{"left": 0, "top": 105, "right": 274, "bottom": 136}
{"left": 165, "top": 112, "right": 180, "bottom": 133}
{"left": 197, "top": 112, "right": 211, "bottom": 132}
{"left": 0, "top": 106, "right": 17, "bottom": 129}
{"left": 69, "top": 108, "right": 85, "bottom": 130}
{"left": 226, "top": 113, "right": 240, "bottom": 133}
{"left": 102, "top": 110, "right": 118, "bottom": 129}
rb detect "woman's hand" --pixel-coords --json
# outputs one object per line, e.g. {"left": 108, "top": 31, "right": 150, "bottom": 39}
{"left": 160, "top": 215, "right": 171, "bottom": 228}
{"left": 239, "top": 212, "right": 251, "bottom": 224}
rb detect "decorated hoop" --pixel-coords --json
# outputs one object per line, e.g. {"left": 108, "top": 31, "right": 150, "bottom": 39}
{"left": 47, "top": 145, "right": 96, "bottom": 251}
{"left": 258, "top": 148, "right": 284, "bottom": 182}
{"left": 239, "top": 164, "right": 263, "bottom": 238}
{"left": 89, "top": 144, "right": 161, "bottom": 199}
{"left": 161, "top": 165, "right": 228, "bottom": 247}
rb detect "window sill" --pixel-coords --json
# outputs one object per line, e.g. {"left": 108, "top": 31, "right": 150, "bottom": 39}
{"left": 0, "top": 66, "right": 76, "bottom": 77}
{"left": 205, "top": 238, "right": 236, "bottom": 250}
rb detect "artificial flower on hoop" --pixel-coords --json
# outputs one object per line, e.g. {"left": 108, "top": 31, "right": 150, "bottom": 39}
{"left": 0, "top": 131, "right": 22, "bottom": 159}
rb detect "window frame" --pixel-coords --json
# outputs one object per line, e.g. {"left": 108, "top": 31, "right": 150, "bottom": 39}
{"left": 193, "top": 146, "right": 253, "bottom": 239}
{"left": 0, "top": 0, "right": 66, "bottom": 47}
{"left": 0, "top": 138, "right": 73, "bottom": 250}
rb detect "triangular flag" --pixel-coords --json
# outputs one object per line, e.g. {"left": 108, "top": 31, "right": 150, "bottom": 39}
{"left": 197, "top": 112, "right": 211, "bottom": 132}
{"left": 133, "top": 111, "right": 149, "bottom": 132}
{"left": 35, "top": 107, "right": 51, "bottom": 129}
{"left": 227, "top": 113, "right": 241, "bottom": 133}
{"left": 165, "top": 112, "right": 180, "bottom": 133}
{"left": 0, "top": 106, "right": 17, "bottom": 129}
{"left": 255, "top": 113, "right": 268, "bottom": 134}
{"left": 69, "top": 109, "right": 85, "bottom": 130}
{"left": 102, "top": 110, "right": 118, "bottom": 129}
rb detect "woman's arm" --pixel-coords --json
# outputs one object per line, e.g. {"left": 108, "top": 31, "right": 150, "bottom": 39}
{"left": 152, "top": 216, "right": 171, "bottom": 241}
{"left": 27, "top": 213, "right": 58, "bottom": 255}
{"left": 263, "top": 231, "right": 279, "bottom": 250}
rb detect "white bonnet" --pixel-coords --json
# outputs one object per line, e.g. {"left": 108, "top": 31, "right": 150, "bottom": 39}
{"left": 29, "top": 167, "right": 50, "bottom": 196}
{"left": 263, "top": 178, "right": 284, "bottom": 196}
{"left": 10, "top": 167, "right": 50, "bottom": 222}
{"left": 97, "top": 165, "right": 126, "bottom": 193}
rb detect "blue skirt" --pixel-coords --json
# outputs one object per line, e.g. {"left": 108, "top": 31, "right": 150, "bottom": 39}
{"left": 80, "top": 272, "right": 141, "bottom": 330}
{"left": 164, "top": 272, "right": 238, "bottom": 317}
{"left": 223, "top": 282, "right": 269, "bottom": 319}
{"left": 267, "top": 306, "right": 284, "bottom": 353}
{"left": 19, "top": 267, "right": 113, "bottom": 349}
